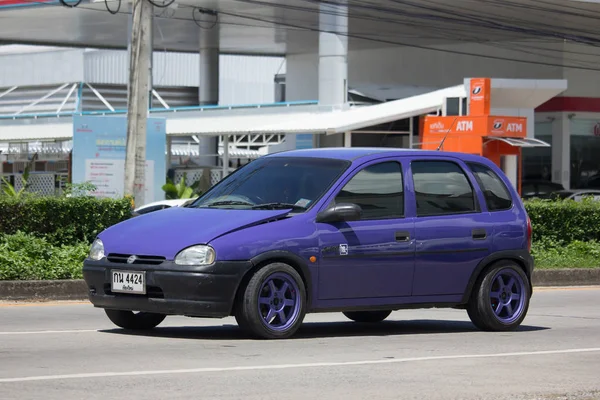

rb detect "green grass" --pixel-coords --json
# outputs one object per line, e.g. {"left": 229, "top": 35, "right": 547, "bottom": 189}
{"left": 532, "top": 240, "right": 600, "bottom": 269}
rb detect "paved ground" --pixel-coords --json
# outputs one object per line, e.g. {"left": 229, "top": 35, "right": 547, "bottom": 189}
{"left": 1, "top": 287, "right": 599, "bottom": 400}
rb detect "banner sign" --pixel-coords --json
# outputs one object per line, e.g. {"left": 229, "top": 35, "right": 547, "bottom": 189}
{"left": 72, "top": 115, "right": 166, "bottom": 206}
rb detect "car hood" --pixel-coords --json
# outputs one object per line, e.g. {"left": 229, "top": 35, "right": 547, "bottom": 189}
{"left": 98, "top": 206, "right": 292, "bottom": 259}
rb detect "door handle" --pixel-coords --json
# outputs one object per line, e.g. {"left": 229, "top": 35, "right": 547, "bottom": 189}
{"left": 395, "top": 231, "right": 410, "bottom": 242}
{"left": 472, "top": 228, "right": 487, "bottom": 240}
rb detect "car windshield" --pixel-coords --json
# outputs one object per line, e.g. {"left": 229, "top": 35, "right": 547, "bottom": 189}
{"left": 190, "top": 156, "right": 350, "bottom": 211}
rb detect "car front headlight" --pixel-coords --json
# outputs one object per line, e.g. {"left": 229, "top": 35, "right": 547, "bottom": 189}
{"left": 89, "top": 238, "right": 105, "bottom": 261}
{"left": 174, "top": 245, "right": 216, "bottom": 266}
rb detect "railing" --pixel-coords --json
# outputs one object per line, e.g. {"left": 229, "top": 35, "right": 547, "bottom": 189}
{"left": 0, "top": 100, "right": 319, "bottom": 121}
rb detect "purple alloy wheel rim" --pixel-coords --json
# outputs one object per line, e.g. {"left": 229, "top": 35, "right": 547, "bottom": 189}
{"left": 489, "top": 268, "right": 526, "bottom": 324}
{"left": 257, "top": 272, "right": 301, "bottom": 332}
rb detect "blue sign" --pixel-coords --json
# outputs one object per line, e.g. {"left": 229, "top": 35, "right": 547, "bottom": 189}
{"left": 72, "top": 115, "right": 166, "bottom": 205}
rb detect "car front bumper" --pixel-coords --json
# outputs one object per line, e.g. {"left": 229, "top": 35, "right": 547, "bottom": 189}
{"left": 82, "top": 259, "right": 253, "bottom": 318}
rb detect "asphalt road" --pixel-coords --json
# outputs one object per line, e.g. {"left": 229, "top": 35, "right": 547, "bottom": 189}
{"left": 1, "top": 287, "right": 600, "bottom": 400}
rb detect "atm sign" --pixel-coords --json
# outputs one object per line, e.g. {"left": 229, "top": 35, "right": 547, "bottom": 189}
{"left": 489, "top": 118, "right": 525, "bottom": 136}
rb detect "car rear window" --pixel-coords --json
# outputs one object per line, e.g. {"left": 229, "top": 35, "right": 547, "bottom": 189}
{"left": 467, "top": 162, "right": 513, "bottom": 211}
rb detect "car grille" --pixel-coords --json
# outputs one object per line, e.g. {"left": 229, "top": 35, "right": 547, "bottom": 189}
{"left": 106, "top": 253, "right": 166, "bottom": 265}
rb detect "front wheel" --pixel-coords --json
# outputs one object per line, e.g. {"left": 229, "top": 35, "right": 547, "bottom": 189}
{"left": 467, "top": 261, "right": 531, "bottom": 331}
{"left": 235, "top": 263, "right": 307, "bottom": 339}
{"left": 104, "top": 309, "right": 166, "bottom": 330}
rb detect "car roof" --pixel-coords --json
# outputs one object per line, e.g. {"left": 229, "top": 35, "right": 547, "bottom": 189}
{"left": 265, "top": 147, "right": 488, "bottom": 163}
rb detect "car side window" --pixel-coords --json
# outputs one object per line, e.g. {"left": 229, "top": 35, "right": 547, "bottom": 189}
{"left": 411, "top": 160, "right": 477, "bottom": 217}
{"left": 333, "top": 161, "right": 404, "bottom": 220}
{"left": 467, "top": 162, "right": 513, "bottom": 211}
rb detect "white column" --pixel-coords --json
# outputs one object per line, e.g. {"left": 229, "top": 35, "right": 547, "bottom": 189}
{"left": 165, "top": 135, "right": 171, "bottom": 172}
{"left": 317, "top": 0, "right": 348, "bottom": 149}
{"left": 344, "top": 131, "right": 352, "bottom": 147}
{"left": 197, "top": 14, "right": 220, "bottom": 167}
{"left": 552, "top": 113, "right": 570, "bottom": 189}
{"left": 222, "top": 134, "right": 229, "bottom": 179}
{"left": 409, "top": 117, "right": 414, "bottom": 148}
{"left": 503, "top": 155, "right": 518, "bottom": 189}
{"left": 318, "top": 0, "right": 348, "bottom": 107}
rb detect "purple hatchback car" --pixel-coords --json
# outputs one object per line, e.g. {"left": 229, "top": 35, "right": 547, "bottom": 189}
{"left": 83, "top": 148, "right": 534, "bottom": 339}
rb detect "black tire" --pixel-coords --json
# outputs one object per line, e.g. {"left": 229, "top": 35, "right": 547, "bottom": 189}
{"left": 104, "top": 309, "right": 166, "bottom": 330}
{"left": 467, "top": 261, "right": 531, "bottom": 331}
{"left": 235, "top": 262, "right": 307, "bottom": 339}
{"left": 343, "top": 310, "right": 392, "bottom": 323}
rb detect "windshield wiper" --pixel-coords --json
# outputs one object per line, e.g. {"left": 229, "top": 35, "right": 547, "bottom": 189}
{"left": 203, "top": 200, "right": 254, "bottom": 207}
{"left": 251, "top": 202, "right": 306, "bottom": 211}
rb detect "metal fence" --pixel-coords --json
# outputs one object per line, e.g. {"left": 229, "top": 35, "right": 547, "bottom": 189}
{"left": 1, "top": 172, "right": 69, "bottom": 196}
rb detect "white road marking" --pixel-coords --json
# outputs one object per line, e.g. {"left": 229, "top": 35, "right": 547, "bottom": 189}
{"left": 1, "top": 347, "right": 599, "bottom": 383}
{"left": 0, "top": 329, "right": 98, "bottom": 335}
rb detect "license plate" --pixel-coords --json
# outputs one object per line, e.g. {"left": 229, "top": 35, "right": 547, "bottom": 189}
{"left": 111, "top": 270, "right": 146, "bottom": 295}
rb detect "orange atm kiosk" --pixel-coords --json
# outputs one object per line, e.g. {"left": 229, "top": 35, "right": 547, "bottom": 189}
{"left": 419, "top": 78, "right": 548, "bottom": 195}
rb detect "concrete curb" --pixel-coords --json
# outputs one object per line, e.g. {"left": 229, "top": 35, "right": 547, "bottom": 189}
{"left": 0, "top": 269, "right": 599, "bottom": 302}
{"left": 532, "top": 268, "right": 600, "bottom": 287}
{"left": 0, "top": 279, "right": 88, "bottom": 302}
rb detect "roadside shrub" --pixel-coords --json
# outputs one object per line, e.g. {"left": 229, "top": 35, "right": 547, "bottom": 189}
{"left": 0, "top": 232, "right": 88, "bottom": 280}
{"left": 524, "top": 198, "right": 600, "bottom": 245}
{"left": 0, "top": 196, "right": 132, "bottom": 246}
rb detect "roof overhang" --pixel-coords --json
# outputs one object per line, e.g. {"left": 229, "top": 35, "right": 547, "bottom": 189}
{"left": 0, "top": 120, "right": 72, "bottom": 142}
{"left": 484, "top": 136, "right": 551, "bottom": 148}
{"left": 466, "top": 78, "right": 568, "bottom": 109}
{"left": 166, "top": 85, "right": 465, "bottom": 136}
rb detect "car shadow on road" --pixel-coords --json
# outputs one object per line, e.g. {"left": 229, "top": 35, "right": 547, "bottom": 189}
{"left": 98, "top": 319, "right": 549, "bottom": 340}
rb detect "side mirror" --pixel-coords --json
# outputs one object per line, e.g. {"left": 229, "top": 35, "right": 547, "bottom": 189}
{"left": 316, "top": 203, "right": 362, "bottom": 223}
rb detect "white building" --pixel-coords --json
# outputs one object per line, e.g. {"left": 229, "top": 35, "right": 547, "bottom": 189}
{"left": 1, "top": 0, "right": 599, "bottom": 193}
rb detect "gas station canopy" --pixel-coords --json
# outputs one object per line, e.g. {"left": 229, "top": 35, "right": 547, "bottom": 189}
{"left": 1, "top": 0, "right": 600, "bottom": 55}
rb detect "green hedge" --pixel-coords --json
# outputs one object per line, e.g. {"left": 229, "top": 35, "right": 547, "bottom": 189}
{"left": 524, "top": 198, "right": 600, "bottom": 245}
{"left": 2, "top": 197, "right": 600, "bottom": 281}
{"left": 0, "top": 196, "right": 132, "bottom": 246}
{"left": 0, "top": 232, "right": 88, "bottom": 280}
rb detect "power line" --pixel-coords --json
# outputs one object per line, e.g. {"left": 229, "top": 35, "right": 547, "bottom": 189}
{"left": 19, "top": 0, "right": 600, "bottom": 71}
{"left": 218, "top": 0, "right": 600, "bottom": 71}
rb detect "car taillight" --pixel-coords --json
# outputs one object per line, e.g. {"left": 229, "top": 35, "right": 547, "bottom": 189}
{"left": 526, "top": 216, "right": 532, "bottom": 252}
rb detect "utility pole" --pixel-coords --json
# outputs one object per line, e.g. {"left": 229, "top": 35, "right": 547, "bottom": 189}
{"left": 124, "top": 0, "right": 153, "bottom": 207}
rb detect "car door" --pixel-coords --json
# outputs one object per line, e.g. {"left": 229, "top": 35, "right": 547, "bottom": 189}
{"left": 316, "top": 158, "right": 416, "bottom": 301}
{"left": 409, "top": 157, "right": 492, "bottom": 297}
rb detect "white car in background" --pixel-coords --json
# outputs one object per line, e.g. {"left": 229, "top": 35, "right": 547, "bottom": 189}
{"left": 133, "top": 199, "right": 193, "bottom": 216}
{"left": 550, "top": 189, "right": 600, "bottom": 202}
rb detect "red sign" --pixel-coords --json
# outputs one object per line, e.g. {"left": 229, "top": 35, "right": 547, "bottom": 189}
{"left": 469, "top": 78, "right": 491, "bottom": 116}
{"left": 0, "top": 0, "right": 53, "bottom": 6}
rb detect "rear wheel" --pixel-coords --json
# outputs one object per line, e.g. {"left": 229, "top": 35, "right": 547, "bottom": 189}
{"left": 467, "top": 261, "right": 531, "bottom": 331}
{"left": 104, "top": 309, "right": 166, "bottom": 330}
{"left": 343, "top": 310, "right": 392, "bottom": 323}
{"left": 235, "top": 263, "right": 307, "bottom": 339}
